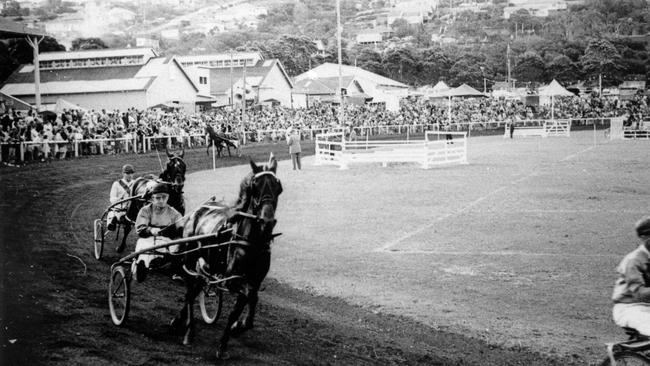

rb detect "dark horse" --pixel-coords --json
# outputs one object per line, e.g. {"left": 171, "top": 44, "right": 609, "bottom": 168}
{"left": 117, "top": 148, "right": 187, "bottom": 252}
{"left": 205, "top": 124, "right": 240, "bottom": 158}
{"left": 171, "top": 154, "right": 282, "bottom": 359}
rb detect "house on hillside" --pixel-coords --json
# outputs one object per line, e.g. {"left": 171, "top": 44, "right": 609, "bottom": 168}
{"left": 292, "top": 76, "right": 372, "bottom": 108}
{"left": 204, "top": 59, "right": 293, "bottom": 108}
{"left": 296, "top": 63, "right": 409, "bottom": 111}
{"left": 356, "top": 32, "right": 383, "bottom": 47}
{"left": 0, "top": 48, "right": 207, "bottom": 112}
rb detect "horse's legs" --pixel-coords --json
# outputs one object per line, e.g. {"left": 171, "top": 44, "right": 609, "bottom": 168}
{"left": 217, "top": 293, "right": 248, "bottom": 359}
{"left": 171, "top": 277, "right": 203, "bottom": 345}
{"left": 240, "top": 289, "right": 258, "bottom": 331}
{"left": 206, "top": 140, "right": 210, "bottom": 156}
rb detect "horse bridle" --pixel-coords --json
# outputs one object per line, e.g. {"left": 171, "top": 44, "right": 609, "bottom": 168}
{"left": 243, "top": 171, "right": 280, "bottom": 225}
{"left": 163, "top": 156, "right": 186, "bottom": 190}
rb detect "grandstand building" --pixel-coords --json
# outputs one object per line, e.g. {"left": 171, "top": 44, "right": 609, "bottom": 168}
{"left": 296, "top": 63, "right": 409, "bottom": 111}
{"left": 0, "top": 48, "right": 209, "bottom": 112}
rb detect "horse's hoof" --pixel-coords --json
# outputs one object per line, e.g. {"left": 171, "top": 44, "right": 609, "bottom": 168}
{"left": 216, "top": 350, "right": 230, "bottom": 360}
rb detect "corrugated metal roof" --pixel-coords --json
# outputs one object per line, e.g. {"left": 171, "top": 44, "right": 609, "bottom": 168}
{"left": 209, "top": 59, "right": 290, "bottom": 94}
{"left": 293, "top": 76, "right": 357, "bottom": 94}
{"left": 6, "top": 65, "right": 142, "bottom": 84}
{"left": 39, "top": 48, "right": 157, "bottom": 61}
{"left": 296, "top": 63, "right": 408, "bottom": 88}
{"left": 1, "top": 79, "right": 151, "bottom": 96}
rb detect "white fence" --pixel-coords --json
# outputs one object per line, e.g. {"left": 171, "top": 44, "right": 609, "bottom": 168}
{"left": 315, "top": 131, "right": 467, "bottom": 169}
{"left": 503, "top": 119, "right": 571, "bottom": 138}
{"left": 0, "top": 117, "right": 625, "bottom": 164}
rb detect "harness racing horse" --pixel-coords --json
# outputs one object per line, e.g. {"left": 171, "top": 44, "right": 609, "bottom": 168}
{"left": 205, "top": 125, "right": 240, "bottom": 158}
{"left": 171, "top": 154, "right": 282, "bottom": 359}
{"left": 117, "top": 149, "right": 187, "bottom": 252}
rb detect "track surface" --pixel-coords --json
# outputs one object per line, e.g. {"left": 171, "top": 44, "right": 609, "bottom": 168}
{"left": 0, "top": 138, "right": 609, "bottom": 365}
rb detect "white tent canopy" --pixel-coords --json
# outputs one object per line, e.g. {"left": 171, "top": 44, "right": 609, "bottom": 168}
{"left": 55, "top": 98, "right": 87, "bottom": 113}
{"left": 538, "top": 79, "right": 574, "bottom": 119}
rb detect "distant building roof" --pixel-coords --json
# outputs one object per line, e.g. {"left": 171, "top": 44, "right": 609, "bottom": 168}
{"left": 176, "top": 52, "right": 264, "bottom": 68}
{"left": 39, "top": 48, "right": 158, "bottom": 62}
{"left": 206, "top": 59, "right": 292, "bottom": 94}
{"left": 0, "top": 18, "right": 50, "bottom": 38}
{"left": 356, "top": 33, "right": 382, "bottom": 43}
{"left": 296, "top": 63, "right": 408, "bottom": 89}
{"left": 293, "top": 76, "right": 357, "bottom": 95}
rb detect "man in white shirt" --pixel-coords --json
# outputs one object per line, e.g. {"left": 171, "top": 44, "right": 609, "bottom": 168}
{"left": 107, "top": 164, "right": 135, "bottom": 232}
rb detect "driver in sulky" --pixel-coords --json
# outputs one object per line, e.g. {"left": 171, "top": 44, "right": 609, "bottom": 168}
{"left": 132, "top": 182, "right": 184, "bottom": 282}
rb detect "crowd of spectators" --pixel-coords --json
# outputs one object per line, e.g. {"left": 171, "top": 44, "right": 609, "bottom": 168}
{"left": 1, "top": 92, "right": 648, "bottom": 164}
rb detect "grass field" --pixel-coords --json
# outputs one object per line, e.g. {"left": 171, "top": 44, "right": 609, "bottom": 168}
{"left": 185, "top": 130, "right": 649, "bottom": 364}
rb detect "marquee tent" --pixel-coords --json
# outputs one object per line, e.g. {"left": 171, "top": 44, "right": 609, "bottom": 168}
{"left": 55, "top": 98, "right": 87, "bottom": 113}
{"left": 538, "top": 79, "right": 574, "bottom": 119}
{"left": 440, "top": 84, "right": 486, "bottom": 123}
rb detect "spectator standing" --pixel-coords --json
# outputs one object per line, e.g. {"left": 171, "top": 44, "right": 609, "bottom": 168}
{"left": 286, "top": 126, "right": 302, "bottom": 170}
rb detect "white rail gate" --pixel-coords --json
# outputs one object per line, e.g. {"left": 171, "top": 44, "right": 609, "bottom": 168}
{"left": 315, "top": 131, "right": 467, "bottom": 169}
{"left": 504, "top": 120, "right": 571, "bottom": 138}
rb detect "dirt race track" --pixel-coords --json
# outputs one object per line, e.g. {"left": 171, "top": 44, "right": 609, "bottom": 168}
{"left": 1, "top": 131, "right": 648, "bottom": 365}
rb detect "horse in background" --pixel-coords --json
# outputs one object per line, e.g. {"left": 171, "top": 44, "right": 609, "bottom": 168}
{"left": 171, "top": 154, "right": 282, "bottom": 359}
{"left": 205, "top": 125, "right": 240, "bottom": 158}
{"left": 117, "top": 148, "right": 187, "bottom": 252}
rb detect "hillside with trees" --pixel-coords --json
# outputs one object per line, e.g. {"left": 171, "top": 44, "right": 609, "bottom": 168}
{"left": 159, "top": 0, "right": 649, "bottom": 89}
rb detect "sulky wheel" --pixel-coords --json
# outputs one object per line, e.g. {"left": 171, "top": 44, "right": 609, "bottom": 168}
{"left": 199, "top": 284, "right": 223, "bottom": 324}
{"left": 108, "top": 265, "right": 131, "bottom": 326}
{"left": 93, "top": 219, "right": 105, "bottom": 260}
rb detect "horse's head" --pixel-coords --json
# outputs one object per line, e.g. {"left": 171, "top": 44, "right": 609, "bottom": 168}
{"left": 242, "top": 154, "right": 283, "bottom": 243}
{"left": 162, "top": 148, "right": 186, "bottom": 189}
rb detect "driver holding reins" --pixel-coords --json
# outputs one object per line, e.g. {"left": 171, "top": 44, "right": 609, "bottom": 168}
{"left": 133, "top": 182, "right": 184, "bottom": 282}
{"left": 611, "top": 216, "right": 650, "bottom": 337}
{"left": 107, "top": 164, "right": 135, "bottom": 233}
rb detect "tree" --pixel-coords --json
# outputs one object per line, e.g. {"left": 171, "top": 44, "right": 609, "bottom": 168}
{"left": 514, "top": 51, "right": 546, "bottom": 82}
{"left": 71, "top": 37, "right": 108, "bottom": 50}
{"left": 354, "top": 47, "right": 384, "bottom": 76}
{"left": 547, "top": 55, "right": 581, "bottom": 84}
{"left": 391, "top": 18, "right": 412, "bottom": 38}
{"left": 580, "top": 38, "right": 626, "bottom": 86}
{"left": 382, "top": 46, "right": 418, "bottom": 84}
{"left": 419, "top": 47, "right": 452, "bottom": 84}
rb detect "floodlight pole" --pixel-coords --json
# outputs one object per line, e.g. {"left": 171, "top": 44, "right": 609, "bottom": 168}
{"left": 336, "top": 0, "right": 345, "bottom": 126}
{"left": 26, "top": 36, "right": 44, "bottom": 112}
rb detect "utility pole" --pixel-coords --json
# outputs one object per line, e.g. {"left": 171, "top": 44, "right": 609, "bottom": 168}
{"left": 229, "top": 51, "right": 233, "bottom": 106}
{"left": 506, "top": 43, "right": 511, "bottom": 90}
{"left": 336, "top": 0, "right": 344, "bottom": 125}
{"left": 241, "top": 60, "right": 247, "bottom": 145}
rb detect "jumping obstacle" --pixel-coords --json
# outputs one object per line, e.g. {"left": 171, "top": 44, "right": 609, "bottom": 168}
{"left": 504, "top": 120, "right": 571, "bottom": 138}
{"left": 607, "top": 117, "right": 650, "bottom": 140}
{"left": 314, "top": 131, "right": 468, "bottom": 169}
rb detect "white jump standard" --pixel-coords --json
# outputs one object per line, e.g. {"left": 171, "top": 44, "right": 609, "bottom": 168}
{"left": 314, "top": 131, "right": 468, "bottom": 169}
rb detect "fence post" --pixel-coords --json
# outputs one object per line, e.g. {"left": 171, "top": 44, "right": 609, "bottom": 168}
{"left": 99, "top": 141, "right": 104, "bottom": 155}
{"left": 20, "top": 142, "right": 25, "bottom": 162}
{"left": 74, "top": 140, "right": 79, "bottom": 157}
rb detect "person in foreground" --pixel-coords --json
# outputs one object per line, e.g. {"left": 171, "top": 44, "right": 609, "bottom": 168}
{"left": 612, "top": 216, "right": 650, "bottom": 336}
{"left": 133, "top": 182, "right": 183, "bottom": 282}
